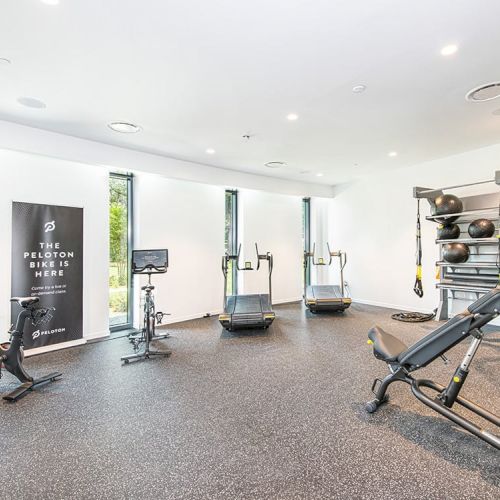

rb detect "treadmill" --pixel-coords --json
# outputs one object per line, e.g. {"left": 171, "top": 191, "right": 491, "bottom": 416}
{"left": 219, "top": 243, "right": 275, "bottom": 331}
{"left": 304, "top": 243, "right": 352, "bottom": 312}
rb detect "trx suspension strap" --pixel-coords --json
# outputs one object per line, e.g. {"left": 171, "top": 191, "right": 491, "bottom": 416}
{"left": 414, "top": 199, "right": 424, "bottom": 298}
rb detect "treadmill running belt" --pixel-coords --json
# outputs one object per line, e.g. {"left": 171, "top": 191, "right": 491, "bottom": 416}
{"left": 305, "top": 285, "right": 351, "bottom": 312}
{"left": 220, "top": 294, "right": 275, "bottom": 330}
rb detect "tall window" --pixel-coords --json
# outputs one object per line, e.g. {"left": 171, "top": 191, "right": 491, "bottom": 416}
{"left": 302, "top": 197, "right": 311, "bottom": 287}
{"left": 224, "top": 190, "right": 238, "bottom": 295}
{"left": 109, "top": 173, "right": 133, "bottom": 330}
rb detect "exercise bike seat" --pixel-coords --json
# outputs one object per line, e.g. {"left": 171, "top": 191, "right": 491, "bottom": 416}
{"left": 141, "top": 285, "right": 155, "bottom": 291}
{"left": 10, "top": 297, "right": 40, "bottom": 308}
{"left": 368, "top": 326, "right": 408, "bottom": 362}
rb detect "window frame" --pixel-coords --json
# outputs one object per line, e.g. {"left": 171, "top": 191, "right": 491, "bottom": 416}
{"left": 109, "top": 172, "right": 134, "bottom": 332}
{"left": 225, "top": 189, "right": 238, "bottom": 295}
{"left": 303, "top": 197, "right": 311, "bottom": 287}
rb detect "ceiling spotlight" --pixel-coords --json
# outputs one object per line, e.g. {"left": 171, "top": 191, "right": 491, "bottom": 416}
{"left": 17, "top": 96, "right": 47, "bottom": 109}
{"left": 265, "top": 161, "right": 286, "bottom": 169}
{"left": 388, "top": 151, "right": 398, "bottom": 157}
{"left": 352, "top": 85, "right": 366, "bottom": 93}
{"left": 40, "top": 0, "right": 60, "bottom": 5}
{"left": 0, "top": 58, "right": 11, "bottom": 66}
{"left": 466, "top": 82, "right": 500, "bottom": 102}
{"left": 316, "top": 173, "right": 324, "bottom": 177}
{"left": 206, "top": 148, "right": 216, "bottom": 154}
{"left": 286, "top": 113, "right": 299, "bottom": 121}
{"left": 108, "top": 122, "right": 141, "bottom": 133}
{"left": 440, "top": 44, "right": 458, "bottom": 56}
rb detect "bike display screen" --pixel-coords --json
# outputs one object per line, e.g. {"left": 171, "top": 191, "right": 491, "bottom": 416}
{"left": 132, "top": 249, "right": 168, "bottom": 272}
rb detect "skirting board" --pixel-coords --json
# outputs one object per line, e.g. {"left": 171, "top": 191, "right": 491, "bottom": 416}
{"left": 24, "top": 329, "right": 110, "bottom": 357}
{"left": 24, "top": 338, "right": 87, "bottom": 357}
{"left": 352, "top": 298, "right": 434, "bottom": 314}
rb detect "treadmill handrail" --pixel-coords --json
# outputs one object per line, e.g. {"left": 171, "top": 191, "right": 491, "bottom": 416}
{"left": 221, "top": 243, "right": 274, "bottom": 307}
{"left": 304, "top": 243, "right": 347, "bottom": 297}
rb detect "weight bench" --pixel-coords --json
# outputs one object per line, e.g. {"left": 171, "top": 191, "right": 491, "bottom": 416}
{"left": 366, "top": 287, "right": 500, "bottom": 450}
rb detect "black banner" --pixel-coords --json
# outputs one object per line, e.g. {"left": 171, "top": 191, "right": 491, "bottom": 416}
{"left": 11, "top": 202, "right": 83, "bottom": 349}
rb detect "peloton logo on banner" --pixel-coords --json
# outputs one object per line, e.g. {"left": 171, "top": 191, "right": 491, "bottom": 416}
{"left": 32, "top": 327, "right": 66, "bottom": 340}
{"left": 44, "top": 220, "right": 56, "bottom": 233}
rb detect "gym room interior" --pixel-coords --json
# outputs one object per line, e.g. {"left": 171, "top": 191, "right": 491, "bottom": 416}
{"left": 1, "top": 1, "right": 499, "bottom": 499}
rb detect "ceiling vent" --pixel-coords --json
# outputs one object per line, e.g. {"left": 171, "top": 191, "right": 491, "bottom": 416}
{"left": 466, "top": 82, "right": 500, "bottom": 102}
{"left": 265, "top": 161, "right": 286, "bottom": 168}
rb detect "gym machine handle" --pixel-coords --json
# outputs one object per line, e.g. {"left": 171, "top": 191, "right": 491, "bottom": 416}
{"left": 133, "top": 263, "right": 168, "bottom": 274}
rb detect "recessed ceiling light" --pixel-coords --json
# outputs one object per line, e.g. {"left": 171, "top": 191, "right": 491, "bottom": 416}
{"left": 265, "top": 161, "right": 286, "bottom": 169}
{"left": 440, "top": 44, "right": 458, "bottom": 56}
{"left": 17, "top": 96, "right": 47, "bottom": 109}
{"left": 0, "top": 58, "right": 11, "bottom": 66}
{"left": 388, "top": 151, "right": 398, "bottom": 157}
{"left": 108, "top": 122, "right": 141, "bottom": 133}
{"left": 40, "top": 0, "right": 60, "bottom": 5}
{"left": 286, "top": 113, "right": 298, "bottom": 121}
{"left": 205, "top": 148, "right": 216, "bottom": 154}
{"left": 352, "top": 85, "right": 366, "bottom": 93}
{"left": 466, "top": 82, "right": 500, "bottom": 102}
{"left": 316, "top": 173, "right": 324, "bottom": 177}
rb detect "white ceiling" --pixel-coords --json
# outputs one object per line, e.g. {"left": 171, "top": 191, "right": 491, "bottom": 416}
{"left": 1, "top": 0, "right": 500, "bottom": 185}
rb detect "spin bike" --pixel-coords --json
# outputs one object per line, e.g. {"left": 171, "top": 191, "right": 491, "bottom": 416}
{"left": 121, "top": 249, "right": 172, "bottom": 363}
{"left": 1, "top": 297, "right": 61, "bottom": 402}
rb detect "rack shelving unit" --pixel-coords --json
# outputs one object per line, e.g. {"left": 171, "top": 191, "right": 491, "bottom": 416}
{"left": 414, "top": 173, "right": 499, "bottom": 320}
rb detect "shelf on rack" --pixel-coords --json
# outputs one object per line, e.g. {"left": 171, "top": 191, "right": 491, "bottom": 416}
{"left": 426, "top": 206, "right": 499, "bottom": 223}
{"left": 444, "top": 272, "right": 498, "bottom": 282}
{"left": 435, "top": 237, "right": 497, "bottom": 245}
{"left": 440, "top": 279, "right": 497, "bottom": 288}
{"left": 436, "top": 261, "right": 498, "bottom": 269}
{"left": 436, "top": 283, "right": 493, "bottom": 293}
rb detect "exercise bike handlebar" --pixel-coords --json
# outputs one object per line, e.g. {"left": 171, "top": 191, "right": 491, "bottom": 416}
{"left": 132, "top": 263, "right": 168, "bottom": 274}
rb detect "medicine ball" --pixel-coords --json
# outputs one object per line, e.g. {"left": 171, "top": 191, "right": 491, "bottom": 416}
{"left": 432, "top": 194, "right": 463, "bottom": 223}
{"left": 443, "top": 243, "right": 470, "bottom": 264}
{"left": 468, "top": 218, "right": 495, "bottom": 239}
{"left": 437, "top": 224, "right": 460, "bottom": 240}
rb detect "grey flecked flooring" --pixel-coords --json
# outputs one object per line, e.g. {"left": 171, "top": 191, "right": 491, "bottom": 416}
{"left": 2, "top": 302, "right": 499, "bottom": 500}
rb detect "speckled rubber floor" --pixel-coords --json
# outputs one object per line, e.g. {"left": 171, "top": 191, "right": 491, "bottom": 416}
{"left": 2, "top": 302, "right": 499, "bottom": 499}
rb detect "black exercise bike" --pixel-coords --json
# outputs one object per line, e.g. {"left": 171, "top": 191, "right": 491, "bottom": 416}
{"left": 121, "top": 249, "right": 171, "bottom": 363}
{"left": 0, "top": 297, "right": 62, "bottom": 402}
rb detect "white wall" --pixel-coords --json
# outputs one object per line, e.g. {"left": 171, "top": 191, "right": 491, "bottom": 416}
{"left": 134, "top": 174, "right": 225, "bottom": 322}
{"left": 329, "top": 143, "right": 500, "bottom": 315}
{"left": 0, "top": 120, "right": 334, "bottom": 199}
{"left": 0, "top": 149, "right": 109, "bottom": 346}
{"left": 238, "top": 189, "right": 303, "bottom": 304}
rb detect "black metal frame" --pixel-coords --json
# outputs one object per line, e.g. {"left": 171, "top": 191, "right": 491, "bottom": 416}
{"left": 109, "top": 172, "right": 134, "bottom": 332}
{"left": 225, "top": 190, "right": 239, "bottom": 296}
{"left": 303, "top": 243, "right": 351, "bottom": 312}
{"left": 121, "top": 250, "right": 171, "bottom": 363}
{"left": 302, "top": 198, "right": 311, "bottom": 287}
{"left": 367, "top": 317, "right": 500, "bottom": 449}
{"left": 1, "top": 299, "right": 62, "bottom": 402}
{"left": 220, "top": 243, "right": 275, "bottom": 330}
